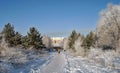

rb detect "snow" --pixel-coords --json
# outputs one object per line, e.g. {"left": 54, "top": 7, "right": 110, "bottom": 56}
{"left": 0, "top": 48, "right": 55, "bottom": 73}
{"left": 0, "top": 49, "right": 120, "bottom": 73}
{"left": 64, "top": 52, "right": 120, "bottom": 73}
{"left": 29, "top": 51, "right": 120, "bottom": 73}
{"left": 40, "top": 52, "right": 66, "bottom": 73}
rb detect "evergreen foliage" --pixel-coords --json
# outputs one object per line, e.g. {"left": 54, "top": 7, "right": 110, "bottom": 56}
{"left": 2, "top": 23, "right": 45, "bottom": 50}
{"left": 21, "top": 36, "right": 29, "bottom": 48}
{"left": 27, "top": 27, "right": 44, "bottom": 49}
{"left": 2, "top": 23, "right": 15, "bottom": 46}
{"left": 13, "top": 32, "right": 22, "bottom": 46}
{"left": 82, "top": 31, "right": 95, "bottom": 49}
{"left": 68, "top": 30, "right": 79, "bottom": 51}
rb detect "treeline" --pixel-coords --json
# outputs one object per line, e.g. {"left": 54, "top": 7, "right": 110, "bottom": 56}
{"left": 64, "top": 30, "right": 95, "bottom": 55}
{"left": 1, "top": 23, "right": 45, "bottom": 49}
{"left": 68, "top": 30, "right": 95, "bottom": 50}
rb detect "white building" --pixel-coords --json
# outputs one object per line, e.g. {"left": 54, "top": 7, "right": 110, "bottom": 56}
{"left": 51, "top": 37, "right": 64, "bottom": 47}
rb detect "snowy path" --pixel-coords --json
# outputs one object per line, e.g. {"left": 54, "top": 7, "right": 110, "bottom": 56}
{"left": 1, "top": 50, "right": 120, "bottom": 73}
{"left": 30, "top": 52, "right": 120, "bottom": 73}
{"left": 40, "top": 52, "right": 66, "bottom": 73}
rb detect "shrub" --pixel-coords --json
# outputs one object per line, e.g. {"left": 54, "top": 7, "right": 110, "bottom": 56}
{"left": 102, "top": 45, "right": 114, "bottom": 50}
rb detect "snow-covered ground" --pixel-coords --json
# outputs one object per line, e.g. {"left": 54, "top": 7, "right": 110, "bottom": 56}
{"left": 29, "top": 51, "right": 120, "bottom": 73}
{"left": 0, "top": 49, "right": 120, "bottom": 73}
{"left": 65, "top": 52, "right": 120, "bottom": 73}
{"left": 0, "top": 48, "right": 56, "bottom": 73}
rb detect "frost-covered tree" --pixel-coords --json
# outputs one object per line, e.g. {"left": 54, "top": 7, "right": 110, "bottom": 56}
{"left": 96, "top": 3, "right": 120, "bottom": 50}
{"left": 63, "top": 38, "right": 69, "bottom": 51}
{"left": 74, "top": 35, "right": 85, "bottom": 56}
{"left": 42, "top": 35, "right": 52, "bottom": 48}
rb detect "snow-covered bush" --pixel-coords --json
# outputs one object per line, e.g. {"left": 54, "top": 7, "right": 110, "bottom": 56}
{"left": 73, "top": 36, "right": 85, "bottom": 56}
{"left": 42, "top": 35, "right": 52, "bottom": 48}
{"left": 63, "top": 38, "right": 69, "bottom": 50}
{"left": 0, "top": 35, "right": 28, "bottom": 66}
{"left": 0, "top": 36, "right": 9, "bottom": 57}
{"left": 88, "top": 48, "right": 119, "bottom": 67}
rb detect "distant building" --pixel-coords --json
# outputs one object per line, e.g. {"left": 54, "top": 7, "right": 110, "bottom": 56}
{"left": 51, "top": 37, "right": 64, "bottom": 47}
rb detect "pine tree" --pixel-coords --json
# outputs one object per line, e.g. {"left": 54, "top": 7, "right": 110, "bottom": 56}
{"left": 82, "top": 31, "right": 95, "bottom": 49}
{"left": 27, "top": 27, "right": 44, "bottom": 49}
{"left": 2, "top": 23, "right": 15, "bottom": 46}
{"left": 68, "top": 30, "right": 78, "bottom": 51}
{"left": 13, "top": 32, "right": 22, "bottom": 46}
{"left": 21, "top": 36, "right": 29, "bottom": 48}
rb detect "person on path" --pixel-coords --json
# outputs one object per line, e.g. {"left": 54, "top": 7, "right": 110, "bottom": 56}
{"left": 58, "top": 48, "right": 60, "bottom": 54}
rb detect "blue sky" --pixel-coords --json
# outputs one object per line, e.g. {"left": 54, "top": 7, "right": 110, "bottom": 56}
{"left": 0, "top": 0, "right": 120, "bottom": 37}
